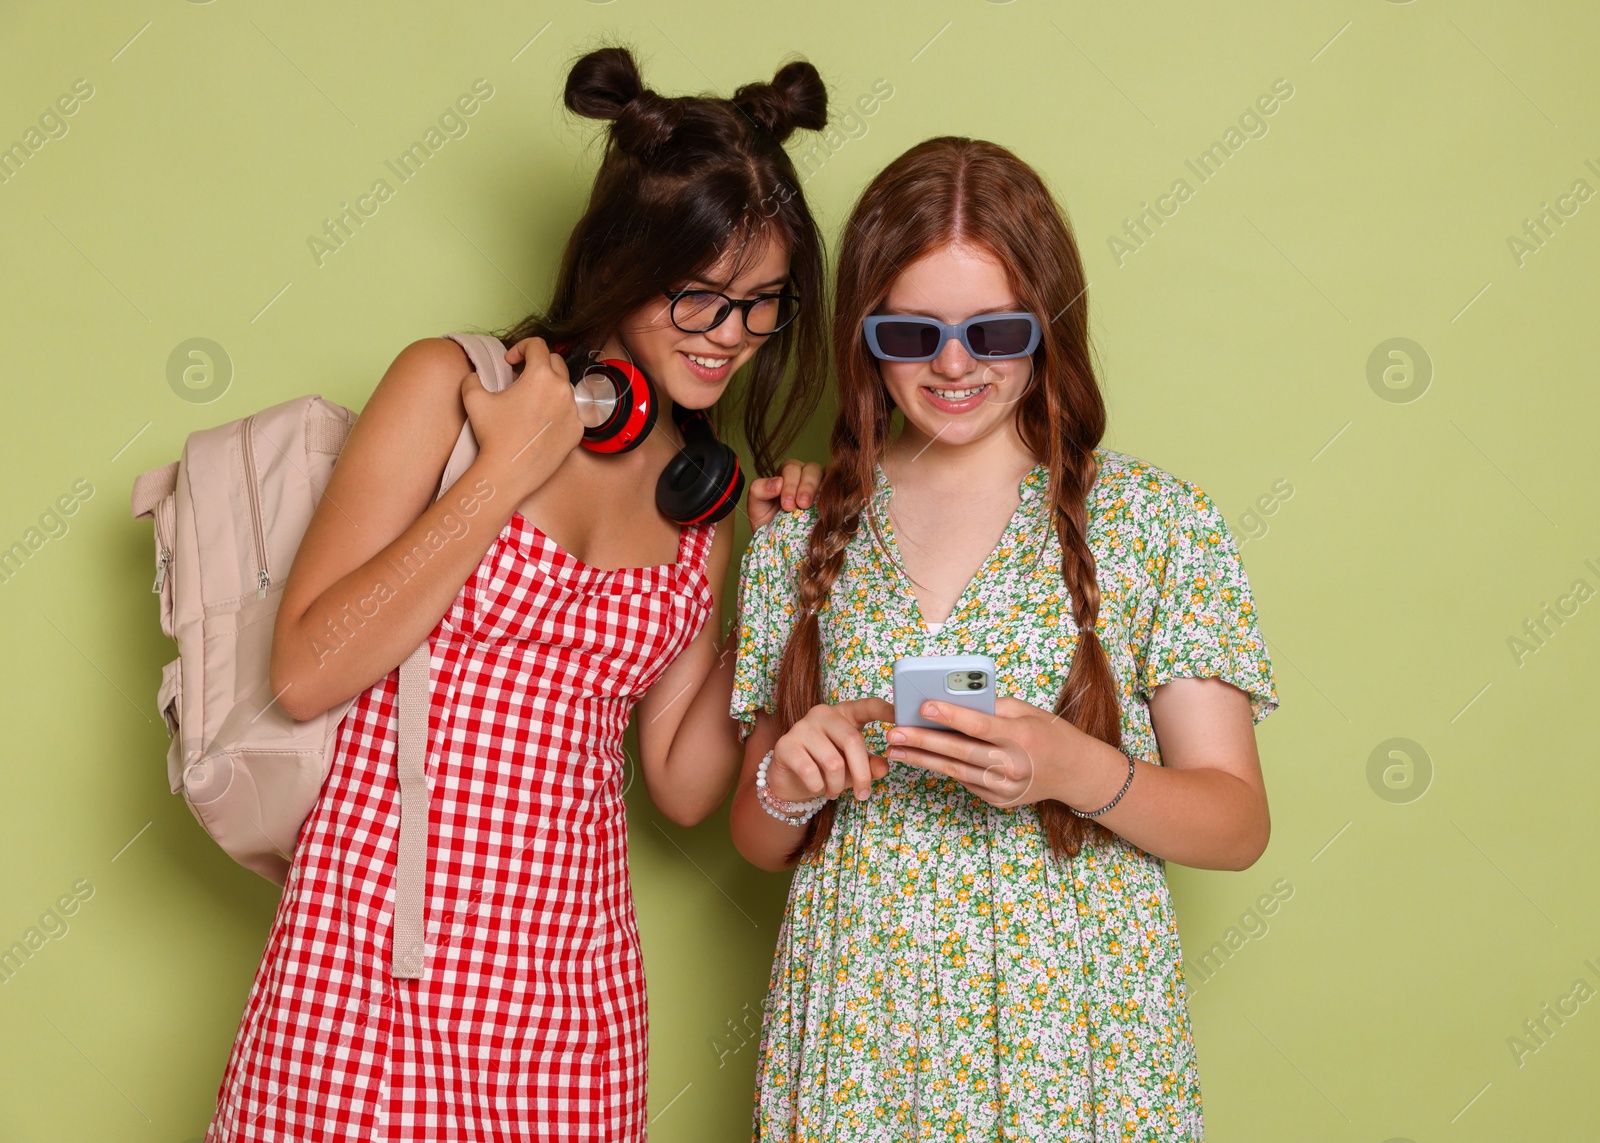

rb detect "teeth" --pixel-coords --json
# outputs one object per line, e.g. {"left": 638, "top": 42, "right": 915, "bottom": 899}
{"left": 930, "top": 385, "right": 984, "bottom": 400}
{"left": 686, "top": 353, "right": 730, "bottom": 368}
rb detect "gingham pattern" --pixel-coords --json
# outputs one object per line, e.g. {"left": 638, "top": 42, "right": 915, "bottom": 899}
{"left": 206, "top": 507, "right": 716, "bottom": 1142}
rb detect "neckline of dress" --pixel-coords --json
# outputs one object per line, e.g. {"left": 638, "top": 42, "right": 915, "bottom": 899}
{"left": 506, "top": 509, "right": 698, "bottom": 578}
{"left": 867, "top": 460, "right": 1051, "bottom": 635}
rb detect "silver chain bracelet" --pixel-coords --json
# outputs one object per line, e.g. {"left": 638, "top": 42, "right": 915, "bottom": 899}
{"left": 1070, "top": 749, "right": 1137, "bottom": 819}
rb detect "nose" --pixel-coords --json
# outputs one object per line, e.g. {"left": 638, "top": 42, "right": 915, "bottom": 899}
{"left": 930, "top": 334, "right": 975, "bottom": 380}
{"left": 703, "top": 308, "right": 745, "bottom": 350}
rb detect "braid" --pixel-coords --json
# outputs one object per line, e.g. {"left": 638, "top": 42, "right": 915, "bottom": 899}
{"left": 772, "top": 410, "right": 880, "bottom": 866}
{"left": 1036, "top": 445, "right": 1122, "bottom": 859}
{"left": 791, "top": 488, "right": 862, "bottom": 632}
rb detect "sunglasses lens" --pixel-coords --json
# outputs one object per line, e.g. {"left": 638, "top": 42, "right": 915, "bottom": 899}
{"left": 873, "top": 320, "right": 942, "bottom": 359}
{"left": 966, "top": 318, "right": 1035, "bottom": 357}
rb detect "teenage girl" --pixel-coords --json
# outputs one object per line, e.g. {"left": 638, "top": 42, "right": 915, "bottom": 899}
{"left": 728, "top": 137, "right": 1281, "bottom": 1141}
{"left": 204, "top": 47, "right": 827, "bottom": 1142}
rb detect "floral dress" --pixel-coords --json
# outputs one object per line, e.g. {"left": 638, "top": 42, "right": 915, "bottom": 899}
{"left": 729, "top": 448, "right": 1279, "bottom": 1143}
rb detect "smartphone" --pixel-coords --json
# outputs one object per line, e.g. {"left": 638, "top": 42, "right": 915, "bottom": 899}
{"left": 892, "top": 654, "right": 997, "bottom": 730}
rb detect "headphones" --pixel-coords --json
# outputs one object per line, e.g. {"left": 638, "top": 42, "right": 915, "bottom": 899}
{"left": 550, "top": 342, "right": 746, "bottom": 526}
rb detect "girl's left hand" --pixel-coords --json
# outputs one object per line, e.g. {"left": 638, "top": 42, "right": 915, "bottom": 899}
{"left": 884, "top": 696, "right": 1094, "bottom": 809}
{"left": 746, "top": 458, "right": 823, "bottom": 531}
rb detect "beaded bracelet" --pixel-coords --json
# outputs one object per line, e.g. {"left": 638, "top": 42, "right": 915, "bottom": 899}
{"left": 1069, "top": 749, "right": 1137, "bottom": 819}
{"left": 755, "top": 749, "right": 827, "bottom": 826}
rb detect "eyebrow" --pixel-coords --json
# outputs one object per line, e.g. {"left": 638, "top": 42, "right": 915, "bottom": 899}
{"left": 686, "top": 275, "right": 790, "bottom": 292}
{"left": 879, "top": 302, "right": 1020, "bottom": 318}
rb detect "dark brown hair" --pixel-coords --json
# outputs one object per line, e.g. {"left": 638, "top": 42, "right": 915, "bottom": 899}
{"left": 777, "top": 136, "right": 1120, "bottom": 866}
{"left": 492, "top": 45, "right": 829, "bottom": 474}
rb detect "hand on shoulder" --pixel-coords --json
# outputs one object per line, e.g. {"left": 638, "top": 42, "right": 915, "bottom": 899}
{"left": 747, "top": 458, "right": 823, "bottom": 531}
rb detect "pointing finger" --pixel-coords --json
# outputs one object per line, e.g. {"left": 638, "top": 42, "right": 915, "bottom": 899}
{"left": 839, "top": 696, "right": 895, "bottom": 727}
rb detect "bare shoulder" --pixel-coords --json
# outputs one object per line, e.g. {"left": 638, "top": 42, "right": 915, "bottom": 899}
{"left": 335, "top": 338, "right": 476, "bottom": 488}
{"left": 359, "top": 336, "right": 474, "bottom": 423}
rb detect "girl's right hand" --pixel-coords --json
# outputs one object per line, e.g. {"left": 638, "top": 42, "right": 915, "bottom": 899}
{"left": 463, "top": 337, "right": 584, "bottom": 500}
{"left": 765, "top": 697, "right": 895, "bottom": 803}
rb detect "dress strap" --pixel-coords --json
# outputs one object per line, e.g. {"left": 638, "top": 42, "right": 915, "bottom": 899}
{"left": 674, "top": 519, "right": 719, "bottom": 602}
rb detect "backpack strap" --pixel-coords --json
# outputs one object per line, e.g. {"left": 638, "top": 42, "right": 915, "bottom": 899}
{"left": 435, "top": 333, "right": 516, "bottom": 499}
{"left": 391, "top": 641, "right": 431, "bottom": 979}
{"left": 388, "top": 331, "right": 515, "bottom": 980}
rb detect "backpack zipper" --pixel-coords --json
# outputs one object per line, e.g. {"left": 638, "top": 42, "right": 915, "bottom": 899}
{"left": 151, "top": 494, "right": 176, "bottom": 636}
{"left": 151, "top": 492, "right": 176, "bottom": 593}
{"left": 239, "top": 415, "right": 270, "bottom": 598}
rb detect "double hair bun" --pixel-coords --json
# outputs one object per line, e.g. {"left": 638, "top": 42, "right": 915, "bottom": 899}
{"left": 564, "top": 45, "right": 827, "bottom": 156}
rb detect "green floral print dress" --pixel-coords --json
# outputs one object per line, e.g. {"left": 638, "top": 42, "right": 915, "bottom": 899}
{"left": 729, "top": 448, "right": 1279, "bottom": 1143}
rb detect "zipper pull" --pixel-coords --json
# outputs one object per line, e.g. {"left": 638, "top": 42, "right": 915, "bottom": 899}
{"left": 256, "top": 567, "right": 270, "bottom": 599}
{"left": 152, "top": 548, "right": 171, "bottom": 593}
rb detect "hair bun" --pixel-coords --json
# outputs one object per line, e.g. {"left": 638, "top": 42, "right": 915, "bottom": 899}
{"left": 732, "top": 59, "right": 827, "bottom": 144}
{"left": 565, "top": 46, "right": 650, "bottom": 120}
{"left": 565, "top": 46, "right": 679, "bottom": 156}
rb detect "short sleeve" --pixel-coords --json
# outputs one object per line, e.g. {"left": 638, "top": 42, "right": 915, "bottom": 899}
{"left": 1135, "top": 481, "right": 1279, "bottom": 723}
{"left": 728, "top": 514, "right": 806, "bottom": 742}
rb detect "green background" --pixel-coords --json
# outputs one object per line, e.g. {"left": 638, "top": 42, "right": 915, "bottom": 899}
{"left": 2, "top": 1, "right": 1596, "bottom": 1139}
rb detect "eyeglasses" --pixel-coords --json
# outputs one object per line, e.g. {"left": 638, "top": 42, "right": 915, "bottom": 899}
{"left": 663, "top": 288, "right": 801, "bottom": 337}
{"left": 862, "top": 311, "right": 1042, "bottom": 362}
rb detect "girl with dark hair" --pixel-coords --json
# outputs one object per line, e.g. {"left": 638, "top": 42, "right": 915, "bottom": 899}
{"left": 204, "top": 46, "right": 827, "bottom": 1142}
{"left": 729, "top": 137, "right": 1281, "bottom": 1141}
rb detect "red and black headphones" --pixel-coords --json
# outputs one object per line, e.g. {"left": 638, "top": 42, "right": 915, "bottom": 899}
{"left": 552, "top": 342, "right": 745, "bottom": 526}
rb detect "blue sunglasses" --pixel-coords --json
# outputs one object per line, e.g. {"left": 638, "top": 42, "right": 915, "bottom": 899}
{"left": 862, "top": 311, "right": 1042, "bottom": 362}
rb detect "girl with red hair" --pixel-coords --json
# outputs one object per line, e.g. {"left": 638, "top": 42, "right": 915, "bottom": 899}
{"left": 729, "top": 136, "right": 1281, "bottom": 1141}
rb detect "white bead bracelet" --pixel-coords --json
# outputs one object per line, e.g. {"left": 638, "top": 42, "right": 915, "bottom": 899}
{"left": 755, "top": 749, "right": 827, "bottom": 826}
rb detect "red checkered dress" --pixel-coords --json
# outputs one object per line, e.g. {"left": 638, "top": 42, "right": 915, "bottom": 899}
{"left": 206, "top": 508, "right": 717, "bottom": 1142}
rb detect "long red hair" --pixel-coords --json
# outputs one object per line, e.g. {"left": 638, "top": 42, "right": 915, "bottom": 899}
{"left": 775, "top": 136, "right": 1121, "bottom": 866}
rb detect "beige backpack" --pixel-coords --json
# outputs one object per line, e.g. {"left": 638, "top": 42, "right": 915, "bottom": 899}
{"left": 129, "top": 332, "right": 515, "bottom": 979}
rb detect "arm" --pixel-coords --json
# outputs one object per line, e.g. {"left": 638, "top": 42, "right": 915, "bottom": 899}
{"left": 636, "top": 457, "right": 832, "bottom": 826}
{"left": 633, "top": 460, "right": 826, "bottom": 826}
{"left": 633, "top": 522, "right": 739, "bottom": 826}
{"left": 270, "top": 337, "right": 581, "bottom": 721}
{"left": 727, "top": 711, "right": 802, "bottom": 872}
{"left": 884, "top": 676, "right": 1270, "bottom": 871}
{"left": 1052, "top": 677, "right": 1269, "bottom": 870}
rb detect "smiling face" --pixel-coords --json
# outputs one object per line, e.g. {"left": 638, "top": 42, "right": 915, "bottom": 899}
{"left": 603, "top": 233, "right": 793, "bottom": 412}
{"left": 872, "top": 241, "right": 1037, "bottom": 452}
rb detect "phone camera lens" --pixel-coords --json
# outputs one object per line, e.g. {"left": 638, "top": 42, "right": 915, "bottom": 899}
{"left": 968, "top": 680, "right": 982, "bottom": 690}
{"left": 967, "top": 672, "right": 984, "bottom": 681}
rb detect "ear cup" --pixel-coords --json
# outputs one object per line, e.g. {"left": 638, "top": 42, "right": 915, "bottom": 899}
{"left": 575, "top": 360, "right": 657, "bottom": 454}
{"left": 656, "top": 409, "right": 745, "bottom": 525}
